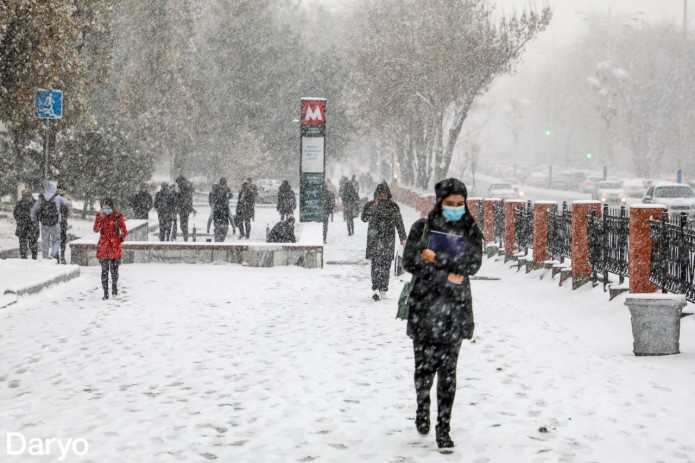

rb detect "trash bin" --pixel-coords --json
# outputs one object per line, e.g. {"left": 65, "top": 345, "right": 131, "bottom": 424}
{"left": 624, "top": 294, "right": 687, "bottom": 356}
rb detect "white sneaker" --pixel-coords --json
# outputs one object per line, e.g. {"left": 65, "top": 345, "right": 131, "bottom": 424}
{"left": 380, "top": 290, "right": 388, "bottom": 299}
{"left": 372, "top": 291, "right": 380, "bottom": 301}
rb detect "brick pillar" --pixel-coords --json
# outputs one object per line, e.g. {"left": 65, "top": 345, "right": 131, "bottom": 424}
{"left": 468, "top": 198, "right": 482, "bottom": 222}
{"left": 416, "top": 194, "right": 435, "bottom": 218}
{"left": 504, "top": 200, "right": 526, "bottom": 260}
{"left": 629, "top": 205, "right": 664, "bottom": 294}
{"left": 571, "top": 200, "right": 602, "bottom": 289}
{"left": 483, "top": 198, "right": 502, "bottom": 243}
{"left": 532, "top": 201, "right": 558, "bottom": 266}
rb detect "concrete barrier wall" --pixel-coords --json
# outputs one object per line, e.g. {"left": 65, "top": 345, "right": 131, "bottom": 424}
{"left": 69, "top": 241, "right": 323, "bottom": 269}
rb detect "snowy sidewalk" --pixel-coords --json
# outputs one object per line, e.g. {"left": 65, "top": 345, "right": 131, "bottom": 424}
{"left": 1, "top": 206, "right": 695, "bottom": 462}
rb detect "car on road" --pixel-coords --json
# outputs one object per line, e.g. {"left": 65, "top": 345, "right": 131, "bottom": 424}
{"left": 551, "top": 174, "right": 575, "bottom": 191}
{"left": 487, "top": 183, "right": 519, "bottom": 200}
{"left": 623, "top": 178, "right": 648, "bottom": 198}
{"left": 642, "top": 183, "right": 695, "bottom": 219}
{"left": 503, "top": 177, "right": 524, "bottom": 197}
{"left": 582, "top": 175, "right": 605, "bottom": 194}
{"left": 594, "top": 181, "right": 627, "bottom": 205}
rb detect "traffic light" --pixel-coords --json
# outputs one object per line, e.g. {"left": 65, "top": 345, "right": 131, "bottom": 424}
{"left": 544, "top": 130, "right": 552, "bottom": 137}
{"left": 586, "top": 152, "right": 592, "bottom": 159}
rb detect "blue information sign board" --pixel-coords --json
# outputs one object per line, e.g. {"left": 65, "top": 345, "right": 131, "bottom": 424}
{"left": 35, "top": 90, "right": 63, "bottom": 119}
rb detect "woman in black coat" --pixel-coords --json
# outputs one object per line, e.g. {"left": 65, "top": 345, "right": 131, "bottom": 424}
{"left": 402, "top": 178, "right": 483, "bottom": 453}
{"left": 361, "top": 182, "right": 406, "bottom": 300}
{"left": 13, "top": 189, "right": 39, "bottom": 259}
{"left": 276, "top": 180, "right": 297, "bottom": 221}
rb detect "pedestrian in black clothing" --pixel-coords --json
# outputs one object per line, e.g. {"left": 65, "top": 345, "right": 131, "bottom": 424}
{"left": 175, "top": 175, "right": 195, "bottom": 241}
{"left": 402, "top": 178, "right": 483, "bottom": 453}
{"left": 13, "top": 189, "right": 39, "bottom": 259}
{"left": 361, "top": 182, "right": 407, "bottom": 300}
{"left": 351, "top": 174, "right": 360, "bottom": 197}
{"left": 56, "top": 184, "right": 72, "bottom": 264}
{"left": 154, "top": 182, "right": 176, "bottom": 241}
{"left": 131, "top": 184, "right": 153, "bottom": 220}
{"left": 277, "top": 180, "right": 297, "bottom": 221}
{"left": 266, "top": 216, "right": 296, "bottom": 243}
{"left": 210, "top": 181, "right": 232, "bottom": 242}
{"left": 340, "top": 177, "right": 359, "bottom": 236}
{"left": 323, "top": 181, "right": 336, "bottom": 244}
{"left": 236, "top": 182, "right": 255, "bottom": 239}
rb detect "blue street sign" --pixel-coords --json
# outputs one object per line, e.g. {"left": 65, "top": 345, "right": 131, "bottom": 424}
{"left": 35, "top": 90, "right": 63, "bottom": 119}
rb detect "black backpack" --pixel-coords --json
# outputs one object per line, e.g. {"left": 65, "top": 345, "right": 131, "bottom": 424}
{"left": 39, "top": 194, "right": 59, "bottom": 226}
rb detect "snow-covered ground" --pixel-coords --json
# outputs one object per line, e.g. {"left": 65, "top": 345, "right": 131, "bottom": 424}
{"left": 1, "top": 204, "right": 695, "bottom": 462}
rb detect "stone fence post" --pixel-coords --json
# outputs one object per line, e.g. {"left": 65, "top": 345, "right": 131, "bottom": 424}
{"left": 628, "top": 205, "right": 665, "bottom": 294}
{"left": 483, "top": 198, "right": 502, "bottom": 243}
{"left": 571, "top": 200, "right": 602, "bottom": 289}
{"left": 504, "top": 199, "right": 526, "bottom": 261}
{"left": 532, "top": 201, "right": 558, "bottom": 268}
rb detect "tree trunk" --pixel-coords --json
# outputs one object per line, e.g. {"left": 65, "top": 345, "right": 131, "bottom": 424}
{"left": 436, "top": 101, "right": 471, "bottom": 182}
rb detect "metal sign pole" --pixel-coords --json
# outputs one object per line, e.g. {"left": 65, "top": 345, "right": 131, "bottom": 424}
{"left": 44, "top": 120, "right": 50, "bottom": 183}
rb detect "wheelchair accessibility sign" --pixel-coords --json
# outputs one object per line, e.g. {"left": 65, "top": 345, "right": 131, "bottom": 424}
{"left": 35, "top": 90, "right": 63, "bottom": 119}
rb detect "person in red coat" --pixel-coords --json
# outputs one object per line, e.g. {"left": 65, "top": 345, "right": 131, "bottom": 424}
{"left": 93, "top": 198, "right": 128, "bottom": 300}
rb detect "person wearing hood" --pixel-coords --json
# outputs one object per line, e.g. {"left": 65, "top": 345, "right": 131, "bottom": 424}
{"left": 266, "top": 216, "right": 296, "bottom": 243}
{"left": 30, "top": 181, "right": 73, "bottom": 262}
{"left": 56, "top": 183, "right": 73, "bottom": 264}
{"left": 340, "top": 176, "right": 360, "bottom": 236}
{"left": 175, "top": 175, "right": 195, "bottom": 241}
{"left": 361, "top": 182, "right": 407, "bottom": 301}
{"left": 402, "top": 178, "right": 483, "bottom": 453}
{"left": 131, "top": 184, "right": 153, "bottom": 221}
{"left": 154, "top": 182, "right": 176, "bottom": 241}
{"left": 276, "top": 180, "right": 297, "bottom": 221}
{"left": 13, "top": 189, "right": 39, "bottom": 259}
{"left": 94, "top": 198, "right": 128, "bottom": 300}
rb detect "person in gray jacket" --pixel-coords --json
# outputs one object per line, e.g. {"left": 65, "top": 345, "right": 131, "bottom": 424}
{"left": 30, "top": 180, "right": 73, "bottom": 262}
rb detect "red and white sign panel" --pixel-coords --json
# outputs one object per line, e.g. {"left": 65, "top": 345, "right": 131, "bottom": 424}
{"left": 301, "top": 100, "right": 326, "bottom": 125}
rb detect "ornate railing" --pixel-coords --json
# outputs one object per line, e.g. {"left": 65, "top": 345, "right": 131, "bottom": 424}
{"left": 547, "top": 201, "right": 572, "bottom": 263}
{"left": 650, "top": 211, "right": 695, "bottom": 302}
{"left": 587, "top": 205, "right": 630, "bottom": 290}
{"left": 493, "top": 200, "right": 505, "bottom": 247}
{"left": 514, "top": 200, "right": 534, "bottom": 256}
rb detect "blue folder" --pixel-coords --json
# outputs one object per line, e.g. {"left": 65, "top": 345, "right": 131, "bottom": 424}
{"left": 427, "top": 230, "right": 468, "bottom": 257}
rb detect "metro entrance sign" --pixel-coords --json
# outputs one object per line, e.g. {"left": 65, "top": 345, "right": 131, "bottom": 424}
{"left": 299, "top": 98, "right": 326, "bottom": 222}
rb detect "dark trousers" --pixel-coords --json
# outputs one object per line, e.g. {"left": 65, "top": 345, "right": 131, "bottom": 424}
{"left": 17, "top": 228, "right": 38, "bottom": 259}
{"left": 60, "top": 220, "right": 67, "bottom": 263}
{"left": 100, "top": 259, "right": 120, "bottom": 295}
{"left": 213, "top": 220, "right": 228, "bottom": 242}
{"left": 171, "top": 217, "right": 178, "bottom": 240}
{"left": 413, "top": 340, "right": 462, "bottom": 432}
{"left": 323, "top": 214, "right": 330, "bottom": 243}
{"left": 346, "top": 213, "right": 354, "bottom": 235}
{"left": 158, "top": 217, "right": 172, "bottom": 241}
{"left": 370, "top": 256, "right": 392, "bottom": 291}
{"left": 239, "top": 217, "right": 251, "bottom": 238}
{"left": 179, "top": 213, "right": 190, "bottom": 241}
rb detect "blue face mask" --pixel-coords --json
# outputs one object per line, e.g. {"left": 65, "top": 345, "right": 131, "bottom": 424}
{"left": 103, "top": 209, "right": 113, "bottom": 215}
{"left": 442, "top": 205, "right": 466, "bottom": 222}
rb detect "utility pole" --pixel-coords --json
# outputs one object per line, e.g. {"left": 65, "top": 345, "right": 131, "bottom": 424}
{"left": 680, "top": 0, "right": 688, "bottom": 175}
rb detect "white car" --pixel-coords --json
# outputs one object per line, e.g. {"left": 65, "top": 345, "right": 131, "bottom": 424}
{"left": 487, "top": 183, "right": 519, "bottom": 200}
{"left": 594, "top": 181, "right": 627, "bottom": 205}
{"left": 623, "top": 178, "right": 648, "bottom": 198}
{"left": 582, "top": 175, "right": 605, "bottom": 194}
{"left": 643, "top": 183, "right": 695, "bottom": 218}
{"left": 503, "top": 178, "right": 524, "bottom": 197}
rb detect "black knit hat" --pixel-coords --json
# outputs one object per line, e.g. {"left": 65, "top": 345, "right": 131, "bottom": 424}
{"left": 428, "top": 178, "right": 468, "bottom": 220}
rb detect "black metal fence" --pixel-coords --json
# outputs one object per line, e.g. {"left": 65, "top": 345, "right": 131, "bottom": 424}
{"left": 586, "top": 204, "right": 630, "bottom": 290}
{"left": 650, "top": 211, "right": 695, "bottom": 303}
{"left": 547, "top": 201, "right": 572, "bottom": 263}
{"left": 477, "top": 201, "right": 485, "bottom": 225}
{"left": 493, "top": 200, "right": 505, "bottom": 247}
{"left": 514, "top": 200, "right": 534, "bottom": 256}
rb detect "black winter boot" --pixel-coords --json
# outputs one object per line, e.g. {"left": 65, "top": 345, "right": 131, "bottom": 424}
{"left": 415, "top": 408, "right": 430, "bottom": 436}
{"left": 436, "top": 424, "right": 455, "bottom": 453}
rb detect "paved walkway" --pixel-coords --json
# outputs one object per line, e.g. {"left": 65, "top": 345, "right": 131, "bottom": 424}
{"left": 1, "top": 206, "right": 694, "bottom": 463}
